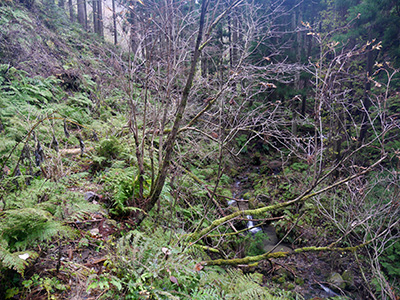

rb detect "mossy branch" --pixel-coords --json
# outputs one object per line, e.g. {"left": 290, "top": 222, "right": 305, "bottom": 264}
{"left": 186, "top": 243, "right": 220, "bottom": 253}
{"left": 188, "top": 155, "right": 386, "bottom": 242}
{"left": 203, "top": 243, "right": 370, "bottom": 266}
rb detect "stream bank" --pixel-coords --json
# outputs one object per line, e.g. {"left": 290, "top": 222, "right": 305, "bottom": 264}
{"left": 230, "top": 164, "right": 364, "bottom": 299}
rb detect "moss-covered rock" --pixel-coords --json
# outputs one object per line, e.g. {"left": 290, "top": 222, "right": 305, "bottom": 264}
{"left": 342, "top": 269, "right": 354, "bottom": 289}
{"left": 327, "top": 272, "right": 346, "bottom": 290}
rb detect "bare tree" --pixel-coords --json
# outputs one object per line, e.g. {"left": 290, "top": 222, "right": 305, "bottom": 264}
{"left": 115, "top": 3, "right": 400, "bottom": 298}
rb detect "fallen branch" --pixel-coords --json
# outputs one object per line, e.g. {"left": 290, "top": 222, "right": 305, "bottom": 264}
{"left": 188, "top": 155, "right": 386, "bottom": 242}
{"left": 203, "top": 243, "right": 370, "bottom": 266}
{"left": 59, "top": 147, "right": 94, "bottom": 157}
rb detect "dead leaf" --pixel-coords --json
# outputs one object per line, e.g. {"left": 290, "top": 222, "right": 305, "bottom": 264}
{"left": 170, "top": 275, "right": 179, "bottom": 285}
{"left": 194, "top": 262, "right": 204, "bottom": 272}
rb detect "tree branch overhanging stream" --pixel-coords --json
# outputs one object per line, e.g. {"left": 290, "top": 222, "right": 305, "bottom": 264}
{"left": 184, "top": 155, "right": 387, "bottom": 266}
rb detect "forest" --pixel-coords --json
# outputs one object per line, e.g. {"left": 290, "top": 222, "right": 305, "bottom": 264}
{"left": 0, "top": 0, "right": 399, "bottom": 299}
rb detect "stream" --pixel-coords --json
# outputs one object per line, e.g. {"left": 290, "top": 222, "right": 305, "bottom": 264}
{"left": 231, "top": 177, "right": 357, "bottom": 299}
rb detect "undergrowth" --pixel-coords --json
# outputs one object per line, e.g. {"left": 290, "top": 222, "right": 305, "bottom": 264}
{"left": 87, "top": 228, "right": 284, "bottom": 300}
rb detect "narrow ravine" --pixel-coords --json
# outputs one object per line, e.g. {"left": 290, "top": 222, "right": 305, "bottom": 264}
{"left": 231, "top": 172, "right": 360, "bottom": 299}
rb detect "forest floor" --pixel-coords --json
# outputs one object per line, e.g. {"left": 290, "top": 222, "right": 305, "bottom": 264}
{"left": 0, "top": 2, "right": 392, "bottom": 299}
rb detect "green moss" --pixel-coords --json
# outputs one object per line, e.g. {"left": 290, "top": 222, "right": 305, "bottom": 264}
{"left": 295, "top": 277, "right": 304, "bottom": 285}
{"left": 242, "top": 192, "right": 252, "bottom": 200}
{"left": 285, "top": 282, "right": 295, "bottom": 290}
{"left": 272, "top": 275, "right": 286, "bottom": 284}
{"left": 218, "top": 188, "right": 233, "bottom": 198}
{"left": 277, "top": 276, "right": 286, "bottom": 284}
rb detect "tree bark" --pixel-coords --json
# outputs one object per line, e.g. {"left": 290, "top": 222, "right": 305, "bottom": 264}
{"left": 112, "top": 0, "right": 117, "bottom": 44}
{"left": 77, "top": 0, "right": 86, "bottom": 28}
{"left": 69, "top": 0, "right": 74, "bottom": 22}
{"left": 97, "top": 0, "right": 103, "bottom": 38}
{"left": 93, "top": 0, "right": 98, "bottom": 34}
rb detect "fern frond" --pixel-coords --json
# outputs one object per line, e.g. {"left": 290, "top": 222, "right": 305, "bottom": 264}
{"left": 191, "top": 286, "right": 224, "bottom": 300}
{"left": 0, "top": 207, "right": 73, "bottom": 251}
{"left": 0, "top": 244, "right": 38, "bottom": 275}
{"left": 155, "top": 290, "right": 181, "bottom": 300}
{"left": 224, "top": 268, "right": 283, "bottom": 300}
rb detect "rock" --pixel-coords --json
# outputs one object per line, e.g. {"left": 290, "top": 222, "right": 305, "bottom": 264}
{"left": 342, "top": 269, "right": 354, "bottom": 289}
{"left": 327, "top": 272, "right": 346, "bottom": 290}
{"left": 85, "top": 191, "right": 100, "bottom": 201}
{"left": 268, "top": 160, "right": 282, "bottom": 174}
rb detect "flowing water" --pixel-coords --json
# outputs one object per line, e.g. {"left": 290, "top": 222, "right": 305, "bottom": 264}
{"left": 231, "top": 176, "right": 358, "bottom": 299}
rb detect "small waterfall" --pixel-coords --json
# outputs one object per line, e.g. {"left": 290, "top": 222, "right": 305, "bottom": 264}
{"left": 228, "top": 200, "right": 237, "bottom": 206}
{"left": 246, "top": 215, "right": 262, "bottom": 235}
{"left": 230, "top": 179, "right": 262, "bottom": 235}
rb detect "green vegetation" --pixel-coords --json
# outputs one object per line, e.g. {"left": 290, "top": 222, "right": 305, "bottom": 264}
{"left": 0, "top": 0, "right": 399, "bottom": 299}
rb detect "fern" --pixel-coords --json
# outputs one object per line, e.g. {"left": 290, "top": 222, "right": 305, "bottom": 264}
{"left": 88, "top": 228, "right": 200, "bottom": 299}
{"left": 223, "top": 269, "right": 283, "bottom": 300}
{"left": 0, "top": 208, "right": 72, "bottom": 251}
{"left": 191, "top": 286, "right": 225, "bottom": 300}
{"left": 0, "top": 244, "right": 38, "bottom": 275}
{"left": 0, "top": 207, "right": 70, "bottom": 275}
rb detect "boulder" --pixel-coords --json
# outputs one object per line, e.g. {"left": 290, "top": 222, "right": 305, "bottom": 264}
{"left": 327, "top": 272, "right": 346, "bottom": 290}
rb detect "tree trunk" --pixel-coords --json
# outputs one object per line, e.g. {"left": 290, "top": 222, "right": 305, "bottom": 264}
{"left": 93, "top": 0, "right": 98, "bottom": 34}
{"left": 69, "top": 0, "right": 74, "bottom": 22}
{"left": 129, "top": 1, "right": 138, "bottom": 54}
{"left": 77, "top": 0, "right": 86, "bottom": 27}
{"left": 112, "top": 0, "right": 117, "bottom": 44}
{"left": 231, "top": 10, "right": 238, "bottom": 66}
{"left": 228, "top": 14, "right": 232, "bottom": 68}
{"left": 97, "top": 0, "right": 103, "bottom": 38}
{"left": 58, "top": 0, "right": 64, "bottom": 9}
{"left": 137, "top": 0, "right": 210, "bottom": 225}
{"left": 84, "top": 0, "right": 88, "bottom": 29}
